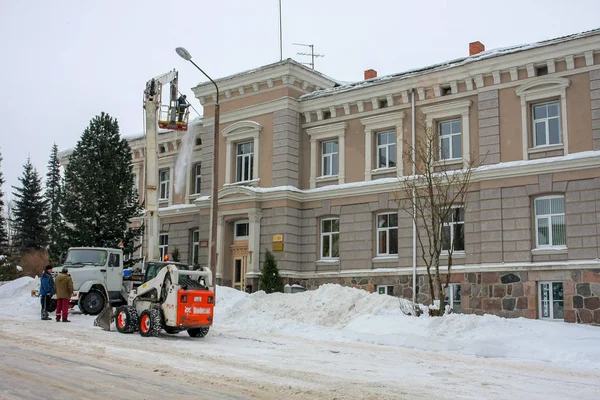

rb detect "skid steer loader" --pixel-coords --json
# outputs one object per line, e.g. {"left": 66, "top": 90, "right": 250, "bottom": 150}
{"left": 96, "top": 263, "right": 214, "bottom": 338}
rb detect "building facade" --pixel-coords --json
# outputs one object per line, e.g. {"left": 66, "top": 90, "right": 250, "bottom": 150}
{"left": 63, "top": 29, "right": 600, "bottom": 324}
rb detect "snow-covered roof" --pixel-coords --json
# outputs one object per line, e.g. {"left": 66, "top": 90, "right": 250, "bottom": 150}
{"left": 300, "top": 28, "right": 600, "bottom": 101}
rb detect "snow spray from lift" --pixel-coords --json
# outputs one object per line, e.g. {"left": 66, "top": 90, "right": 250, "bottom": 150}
{"left": 174, "top": 126, "right": 196, "bottom": 195}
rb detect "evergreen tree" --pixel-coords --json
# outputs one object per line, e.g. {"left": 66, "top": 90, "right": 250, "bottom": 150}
{"left": 259, "top": 250, "right": 283, "bottom": 294}
{"left": 45, "top": 143, "right": 66, "bottom": 264}
{"left": 62, "top": 112, "right": 142, "bottom": 258}
{"left": 12, "top": 158, "right": 48, "bottom": 250}
{"left": 0, "top": 151, "right": 7, "bottom": 252}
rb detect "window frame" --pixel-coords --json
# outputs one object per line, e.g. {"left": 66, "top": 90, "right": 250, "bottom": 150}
{"left": 306, "top": 122, "right": 347, "bottom": 188}
{"left": 235, "top": 141, "right": 254, "bottom": 183}
{"left": 445, "top": 284, "right": 462, "bottom": 313}
{"left": 159, "top": 168, "right": 170, "bottom": 201}
{"left": 534, "top": 195, "right": 566, "bottom": 249}
{"left": 191, "top": 230, "right": 199, "bottom": 265}
{"left": 158, "top": 233, "right": 169, "bottom": 261}
{"left": 376, "top": 285, "right": 394, "bottom": 296}
{"left": 321, "top": 140, "right": 339, "bottom": 177}
{"left": 438, "top": 119, "right": 462, "bottom": 161}
{"left": 376, "top": 212, "right": 399, "bottom": 256}
{"left": 531, "top": 101, "right": 561, "bottom": 148}
{"left": 234, "top": 220, "right": 250, "bottom": 240}
{"left": 193, "top": 163, "right": 202, "bottom": 194}
{"left": 376, "top": 130, "right": 397, "bottom": 169}
{"left": 320, "top": 218, "right": 340, "bottom": 260}
{"left": 441, "top": 205, "right": 465, "bottom": 253}
{"left": 538, "top": 281, "right": 564, "bottom": 321}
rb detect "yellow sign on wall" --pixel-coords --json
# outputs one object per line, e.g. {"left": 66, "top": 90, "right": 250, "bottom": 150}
{"left": 272, "top": 234, "right": 283, "bottom": 242}
{"left": 272, "top": 243, "right": 284, "bottom": 252}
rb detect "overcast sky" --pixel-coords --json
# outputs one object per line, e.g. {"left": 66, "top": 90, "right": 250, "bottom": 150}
{"left": 0, "top": 0, "right": 598, "bottom": 201}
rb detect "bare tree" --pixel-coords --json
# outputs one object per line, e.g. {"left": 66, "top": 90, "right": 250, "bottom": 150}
{"left": 396, "top": 125, "right": 482, "bottom": 316}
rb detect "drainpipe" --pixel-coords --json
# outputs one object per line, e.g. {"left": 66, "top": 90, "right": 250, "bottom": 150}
{"left": 410, "top": 88, "right": 417, "bottom": 309}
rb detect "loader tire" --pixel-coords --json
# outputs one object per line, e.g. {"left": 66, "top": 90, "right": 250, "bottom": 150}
{"left": 139, "top": 309, "right": 162, "bottom": 337}
{"left": 115, "top": 306, "right": 138, "bottom": 334}
{"left": 187, "top": 327, "right": 210, "bottom": 338}
{"left": 80, "top": 289, "right": 105, "bottom": 315}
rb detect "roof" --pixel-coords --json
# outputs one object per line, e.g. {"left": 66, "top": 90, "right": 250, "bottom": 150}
{"left": 300, "top": 27, "right": 600, "bottom": 101}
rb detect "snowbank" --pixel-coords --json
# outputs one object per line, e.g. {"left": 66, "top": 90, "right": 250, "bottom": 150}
{"left": 215, "top": 284, "right": 600, "bottom": 369}
{"left": 0, "top": 276, "right": 40, "bottom": 311}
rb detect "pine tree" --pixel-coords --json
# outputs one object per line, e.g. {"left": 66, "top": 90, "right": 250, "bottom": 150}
{"left": 12, "top": 158, "right": 48, "bottom": 250}
{"left": 45, "top": 143, "right": 66, "bottom": 264}
{"left": 62, "top": 112, "right": 142, "bottom": 258}
{"left": 0, "top": 151, "right": 8, "bottom": 252}
{"left": 259, "top": 250, "right": 283, "bottom": 294}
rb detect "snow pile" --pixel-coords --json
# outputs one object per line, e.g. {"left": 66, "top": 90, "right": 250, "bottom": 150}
{"left": 0, "top": 277, "right": 40, "bottom": 312}
{"left": 215, "top": 284, "right": 600, "bottom": 368}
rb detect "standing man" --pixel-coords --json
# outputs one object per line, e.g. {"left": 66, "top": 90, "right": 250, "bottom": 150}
{"left": 39, "top": 265, "right": 54, "bottom": 320}
{"left": 177, "top": 94, "right": 188, "bottom": 122}
{"left": 55, "top": 267, "right": 73, "bottom": 322}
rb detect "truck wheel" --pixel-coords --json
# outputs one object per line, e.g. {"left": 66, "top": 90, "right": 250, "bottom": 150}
{"left": 80, "top": 289, "right": 106, "bottom": 315}
{"left": 139, "top": 309, "right": 162, "bottom": 337}
{"left": 115, "top": 306, "right": 138, "bottom": 334}
{"left": 187, "top": 327, "right": 210, "bottom": 338}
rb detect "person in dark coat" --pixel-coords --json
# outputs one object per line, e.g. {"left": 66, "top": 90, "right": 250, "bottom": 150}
{"left": 39, "top": 265, "right": 55, "bottom": 320}
{"left": 177, "top": 95, "right": 188, "bottom": 122}
{"left": 54, "top": 267, "right": 74, "bottom": 322}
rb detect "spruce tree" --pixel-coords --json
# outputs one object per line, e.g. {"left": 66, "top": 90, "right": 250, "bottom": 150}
{"left": 62, "top": 112, "right": 142, "bottom": 257}
{"left": 12, "top": 158, "right": 48, "bottom": 250}
{"left": 0, "top": 151, "right": 8, "bottom": 252}
{"left": 259, "top": 250, "right": 283, "bottom": 294}
{"left": 45, "top": 143, "right": 66, "bottom": 264}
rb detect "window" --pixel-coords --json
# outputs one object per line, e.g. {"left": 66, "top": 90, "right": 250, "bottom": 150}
{"left": 534, "top": 196, "right": 565, "bottom": 248}
{"left": 442, "top": 86, "right": 452, "bottom": 96}
{"left": 108, "top": 254, "right": 121, "bottom": 268}
{"left": 536, "top": 66, "right": 548, "bottom": 76}
{"left": 445, "top": 284, "right": 462, "bottom": 313}
{"left": 377, "top": 213, "right": 398, "bottom": 256}
{"left": 323, "top": 110, "right": 331, "bottom": 120}
{"left": 321, "top": 140, "right": 339, "bottom": 177}
{"left": 159, "top": 169, "right": 170, "bottom": 200}
{"left": 194, "top": 163, "right": 202, "bottom": 194}
{"left": 159, "top": 145, "right": 166, "bottom": 153}
{"left": 377, "top": 131, "right": 396, "bottom": 168}
{"left": 441, "top": 206, "right": 465, "bottom": 252}
{"left": 159, "top": 234, "right": 168, "bottom": 261}
{"left": 538, "top": 282, "right": 564, "bottom": 320}
{"left": 234, "top": 220, "right": 249, "bottom": 240}
{"left": 191, "top": 230, "right": 199, "bottom": 265}
{"left": 195, "top": 136, "right": 202, "bottom": 146}
{"left": 236, "top": 141, "right": 254, "bottom": 182}
{"left": 377, "top": 285, "right": 394, "bottom": 296}
{"left": 378, "top": 99, "right": 388, "bottom": 108}
{"left": 321, "top": 218, "right": 339, "bottom": 259}
{"left": 532, "top": 102, "right": 560, "bottom": 147}
{"left": 439, "top": 119, "right": 462, "bottom": 160}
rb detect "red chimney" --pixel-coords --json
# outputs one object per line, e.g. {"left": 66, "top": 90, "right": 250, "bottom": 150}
{"left": 364, "top": 69, "right": 377, "bottom": 80}
{"left": 469, "top": 41, "right": 485, "bottom": 56}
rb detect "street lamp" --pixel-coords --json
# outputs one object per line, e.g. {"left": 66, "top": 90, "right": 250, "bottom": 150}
{"left": 176, "top": 47, "right": 219, "bottom": 291}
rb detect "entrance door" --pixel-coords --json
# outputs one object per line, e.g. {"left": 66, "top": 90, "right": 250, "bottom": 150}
{"left": 233, "top": 255, "right": 248, "bottom": 291}
{"left": 538, "top": 281, "right": 564, "bottom": 320}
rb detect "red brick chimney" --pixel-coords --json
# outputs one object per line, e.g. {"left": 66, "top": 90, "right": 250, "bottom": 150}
{"left": 469, "top": 41, "right": 485, "bottom": 56}
{"left": 364, "top": 69, "right": 377, "bottom": 80}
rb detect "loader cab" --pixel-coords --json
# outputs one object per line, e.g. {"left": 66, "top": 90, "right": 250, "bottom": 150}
{"left": 143, "top": 261, "right": 190, "bottom": 283}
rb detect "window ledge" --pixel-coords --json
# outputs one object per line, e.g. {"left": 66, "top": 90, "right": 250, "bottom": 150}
{"left": 316, "top": 175, "right": 338, "bottom": 182}
{"left": 371, "top": 167, "right": 397, "bottom": 176}
{"left": 434, "top": 158, "right": 463, "bottom": 167}
{"left": 440, "top": 252, "right": 466, "bottom": 259}
{"left": 224, "top": 178, "right": 260, "bottom": 188}
{"left": 373, "top": 255, "right": 399, "bottom": 263}
{"left": 527, "top": 144, "right": 563, "bottom": 154}
{"left": 316, "top": 259, "right": 339, "bottom": 266}
{"left": 531, "top": 247, "right": 568, "bottom": 255}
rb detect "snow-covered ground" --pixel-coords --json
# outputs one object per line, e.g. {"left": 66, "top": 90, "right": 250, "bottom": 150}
{"left": 1, "top": 277, "right": 600, "bottom": 399}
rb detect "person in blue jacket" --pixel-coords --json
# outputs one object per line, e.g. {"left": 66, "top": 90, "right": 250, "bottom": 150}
{"left": 39, "top": 265, "right": 55, "bottom": 320}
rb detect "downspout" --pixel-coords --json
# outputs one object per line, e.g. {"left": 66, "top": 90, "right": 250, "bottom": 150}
{"left": 410, "top": 88, "right": 417, "bottom": 309}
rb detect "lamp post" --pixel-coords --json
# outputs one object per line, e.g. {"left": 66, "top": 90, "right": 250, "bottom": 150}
{"left": 176, "top": 47, "right": 219, "bottom": 290}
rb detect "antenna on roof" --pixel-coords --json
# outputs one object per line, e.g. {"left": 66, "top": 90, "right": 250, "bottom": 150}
{"left": 292, "top": 43, "right": 325, "bottom": 70}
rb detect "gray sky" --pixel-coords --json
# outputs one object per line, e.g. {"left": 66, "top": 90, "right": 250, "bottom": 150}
{"left": 0, "top": 0, "right": 598, "bottom": 201}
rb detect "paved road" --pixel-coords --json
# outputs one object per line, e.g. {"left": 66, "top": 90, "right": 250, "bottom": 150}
{"left": 0, "top": 339, "right": 249, "bottom": 400}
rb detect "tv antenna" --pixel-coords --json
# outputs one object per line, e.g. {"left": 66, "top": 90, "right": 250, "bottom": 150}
{"left": 293, "top": 43, "right": 324, "bottom": 70}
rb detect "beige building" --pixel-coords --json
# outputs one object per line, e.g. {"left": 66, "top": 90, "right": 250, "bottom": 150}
{"left": 63, "top": 28, "right": 600, "bottom": 324}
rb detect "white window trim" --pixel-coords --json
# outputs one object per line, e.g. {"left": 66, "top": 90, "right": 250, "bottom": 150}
{"left": 538, "top": 281, "right": 564, "bottom": 321}
{"left": 376, "top": 285, "right": 394, "bottom": 295}
{"left": 321, "top": 140, "right": 339, "bottom": 177}
{"left": 376, "top": 212, "right": 398, "bottom": 257}
{"left": 191, "top": 229, "right": 199, "bottom": 264}
{"left": 307, "top": 122, "right": 347, "bottom": 188}
{"left": 446, "top": 284, "right": 461, "bottom": 313}
{"left": 532, "top": 101, "right": 561, "bottom": 147}
{"left": 438, "top": 119, "right": 462, "bottom": 161}
{"left": 234, "top": 219, "right": 250, "bottom": 240}
{"left": 377, "top": 131, "right": 397, "bottom": 169}
{"left": 442, "top": 205, "right": 465, "bottom": 254}
{"left": 158, "top": 233, "right": 168, "bottom": 261}
{"left": 193, "top": 162, "right": 202, "bottom": 195}
{"left": 158, "top": 168, "right": 171, "bottom": 202}
{"left": 515, "top": 77, "right": 570, "bottom": 159}
{"left": 235, "top": 141, "right": 255, "bottom": 183}
{"left": 222, "top": 120, "right": 262, "bottom": 185}
{"left": 360, "top": 112, "right": 405, "bottom": 180}
{"left": 534, "top": 195, "right": 566, "bottom": 249}
{"left": 320, "top": 217, "right": 340, "bottom": 260}
{"left": 421, "top": 100, "right": 471, "bottom": 168}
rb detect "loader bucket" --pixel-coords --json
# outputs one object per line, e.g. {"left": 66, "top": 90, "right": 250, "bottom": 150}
{"left": 94, "top": 306, "right": 114, "bottom": 331}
